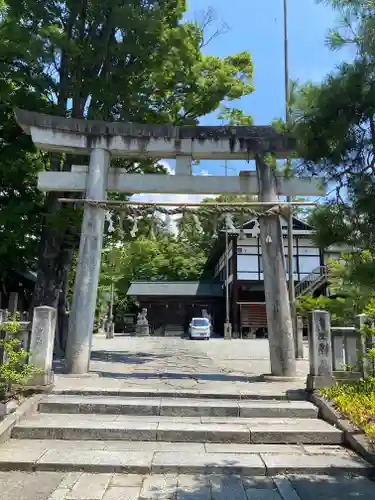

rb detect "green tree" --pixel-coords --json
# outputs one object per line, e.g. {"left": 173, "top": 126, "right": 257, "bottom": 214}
{"left": 0, "top": 1, "right": 254, "bottom": 327}
{"left": 290, "top": 1, "right": 375, "bottom": 323}
{"left": 0, "top": 82, "right": 47, "bottom": 277}
{"left": 293, "top": 1, "right": 375, "bottom": 255}
{"left": 100, "top": 235, "right": 207, "bottom": 314}
{"left": 296, "top": 252, "right": 374, "bottom": 325}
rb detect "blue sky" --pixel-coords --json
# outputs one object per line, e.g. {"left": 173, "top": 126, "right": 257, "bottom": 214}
{"left": 189, "top": 0, "right": 350, "bottom": 126}
{"left": 134, "top": 0, "right": 352, "bottom": 204}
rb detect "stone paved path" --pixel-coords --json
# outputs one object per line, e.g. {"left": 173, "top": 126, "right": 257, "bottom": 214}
{"left": 1, "top": 471, "right": 375, "bottom": 500}
{"left": 2, "top": 336, "right": 375, "bottom": 499}
{"left": 54, "top": 336, "right": 309, "bottom": 397}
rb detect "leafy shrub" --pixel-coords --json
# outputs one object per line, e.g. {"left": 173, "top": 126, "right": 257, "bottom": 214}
{"left": 0, "top": 316, "right": 41, "bottom": 401}
{"left": 321, "top": 379, "right": 375, "bottom": 441}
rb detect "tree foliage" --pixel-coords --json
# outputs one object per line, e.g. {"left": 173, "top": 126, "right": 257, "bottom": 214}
{"left": 99, "top": 235, "right": 207, "bottom": 314}
{"left": 291, "top": 0, "right": 375, "bottom": 267}
{"left": 296, "top": 252, "right": 375, "bottom": 325}
{"left": 0, "top": 0, "right": 254, "bottom": 316}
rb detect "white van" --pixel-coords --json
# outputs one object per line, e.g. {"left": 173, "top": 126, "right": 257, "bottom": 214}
{"left": 188, "top": 317, "right": 211, "bottom": 340}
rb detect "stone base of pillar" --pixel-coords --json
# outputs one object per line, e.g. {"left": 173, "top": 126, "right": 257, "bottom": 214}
{"left": 26, "top": 370, "right": 54, "bottom": 390}
{"left": 306, "top": 374, "right": 335, "bottom": 392}
{"left": 105, "top": 323, "right": 115, "bottom": 339}
{"left": 224, "top": 322, "right": 232, "bottom": 339}
{"left": 135, "top": 324, "right": 150, "bottom": 337}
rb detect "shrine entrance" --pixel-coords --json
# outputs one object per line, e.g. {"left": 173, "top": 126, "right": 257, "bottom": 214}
{"left": 14, "top": 108, "right": 323, "bottom": 377}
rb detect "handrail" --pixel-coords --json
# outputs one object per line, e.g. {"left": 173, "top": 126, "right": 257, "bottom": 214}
{"left": 295, "top": 265, "right": 329, "bottom": 298}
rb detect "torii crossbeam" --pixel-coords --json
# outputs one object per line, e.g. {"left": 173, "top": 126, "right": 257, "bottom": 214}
{"left": 15, "top": 109, "right": 324, "bottom": 377}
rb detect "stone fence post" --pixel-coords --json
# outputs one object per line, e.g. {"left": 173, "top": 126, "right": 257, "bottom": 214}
{"left": 28, "top": 306, "right": 57, "bottom": 387}
{"left": 307, "top": 310, "right": 334, "bottom": 391}
{"left": 295, "top": 315, "right": 304, "bottom": 359}
{"left": 356, "top": 313, "right": 375, "bottom": 378}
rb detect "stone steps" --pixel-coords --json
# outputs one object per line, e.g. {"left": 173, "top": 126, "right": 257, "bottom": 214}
{"left": 1, "top": 389, "right": 374, "bottom": 476}
{"left": 0, "top": 439, "right": 370, "bottom": 475}
{"left": 38, "top": 395, "right": 318, "bottom": 418}
{"left": 12, "top": 413, "right": 342, "bottom": 444}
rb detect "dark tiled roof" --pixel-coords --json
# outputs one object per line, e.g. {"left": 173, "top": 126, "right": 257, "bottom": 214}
{"left": 127, "top": 281, "right": 223, "bottom": 297}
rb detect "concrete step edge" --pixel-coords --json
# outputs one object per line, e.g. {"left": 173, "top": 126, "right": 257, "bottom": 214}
{"left": 0, "top": 451, "right": 371, "bottom": 476}
{"left": 52, "top": 389, "right": 308, "bottom": 401}
{"left": 38, "top": 398, "right": 318, "bottom": 418}
{"left": 11, "top": 421, "right": 343, "bottom": 445}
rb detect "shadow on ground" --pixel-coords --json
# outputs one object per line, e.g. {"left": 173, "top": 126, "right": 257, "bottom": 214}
{"left": 1, "top": 470, "right": 375, "bottom": 500}
{"left": 90, "top": 350, "right": 169, "bottom": 364}
{"left": 93, "top": 370, "right": 263, "bottom": 383}
{"left": 135, "top": 470, "right": 375, "bottom": 500}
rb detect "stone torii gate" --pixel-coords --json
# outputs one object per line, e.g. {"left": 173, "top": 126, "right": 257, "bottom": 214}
{"left": 15, "top": 109, "right": 323, "bottom": 377}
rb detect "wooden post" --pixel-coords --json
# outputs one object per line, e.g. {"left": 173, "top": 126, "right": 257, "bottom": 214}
{"left": 256, "top": 155, "right": 296, "bottom": 377}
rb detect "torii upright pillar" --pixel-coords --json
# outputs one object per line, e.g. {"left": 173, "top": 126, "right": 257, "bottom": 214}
{"left": 65, "top": 148, "right": 110, "bottom": 373}
{"left": 14, "top": 109, "right": 324, "bottom": 376}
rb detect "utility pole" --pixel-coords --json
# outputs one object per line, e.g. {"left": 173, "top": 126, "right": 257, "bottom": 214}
{"left": 283, "top": 0, "right": 301, "bottom": 358}
{"left": 224, "top": 160, "right": 232, "bottom": 339}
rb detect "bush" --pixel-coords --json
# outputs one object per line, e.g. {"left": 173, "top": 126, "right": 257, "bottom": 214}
{"left": 321, "top": 379, "right": 375, "bottom": 441}
{"left": 0, "top": 317, "right": 41, "bottom": 401}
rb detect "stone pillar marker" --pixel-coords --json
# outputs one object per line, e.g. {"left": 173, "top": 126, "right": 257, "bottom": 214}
{"left": 256, "top": 155, "right": 296, "bottom": 377}
{"left": 28, "top": 306, "right": 57, "bottom": 387}
{"left": 356, "top": 313, "right": 374, "bottom": 378}
{"left": 295, "top": 316, "right": 304, "bottom": 359}
{"left": 307, "top": 310, "right": 334, "bottom": 390}
{"left": 65, "top": 148, "right": 110, "bottom": 374}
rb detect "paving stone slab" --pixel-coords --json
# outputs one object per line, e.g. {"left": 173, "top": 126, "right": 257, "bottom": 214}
{"left": 0, "top": 447, "right": 48, "bottom": 471}
{"left": 36, "top": 450, "right": 153, "bottom": 474}
{"left": 65, "top": 473, "right": 112, "bottom": 499}
{"left": 102, "top": 486, "right": 140, "bottom": 500}
{"left": 0, "top": 471, "right": 64, "bottom": 500}
{"left": 48, "top": 488, "right": 71, "bottom": 500}
{"left": 139, "top": 475, "right": 178, "bottom": 500}
{"left": 239, "top": 401, "right": 317, "bottom": 419}
{"left": 249, "top": 421, "right": 343, "bottom": 445}
{"left": 241, "top": 477, "right": 277, "bottom": 490}
{"left": 272, "top": 477, "right": 301, "bottom": 500}
{"left": 245, "top": 489, "right": 282, "bottom": 500}
{"left": 110, "top": 474, "right": 144, "bottom": 487}
{"left": 210, "top": 475, "right": 247, "bottom": 500}
{"left": 103, "top": 441, "right": 205, "bottom": 453}
{"left": 287, "top": 474, "right": 375, "bottom": 500}
{"left": 12, "top": 418, "right": 159, "bottom": 442}
{"left": 261, "top": 453, "right": 373, "bottom": 475}
{"left": 201, "top": 417, "right": 288, "bottom": 424}
{"left": 151, "top": 452, "right": 266, "bottom": 474}
{"left": 160, "top": 398, "right": 239, "bottom": 417}
{"left": 57, "top": 472, "right": 82, "bottom": 489}
{"left": 39, "top": 396, "right": 162, "bottom": 416}
{"left": 204, "top": 444, "right": 305, "bottom": 455}
{"left": 0, "top": 439, "right": 206, "bottom": 459}
{"left": 177, "top": 475, "right": 210, "bottom": 496}
{"left": 156, "top": 422, "right": 251, "bottom": 443}
{"left": 302, "top": 445, "right": 352, "bottom": 455}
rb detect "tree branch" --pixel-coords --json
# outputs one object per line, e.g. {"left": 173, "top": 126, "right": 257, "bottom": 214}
{"left": 194, "top": 7, "right": 230, "bottom": 48}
